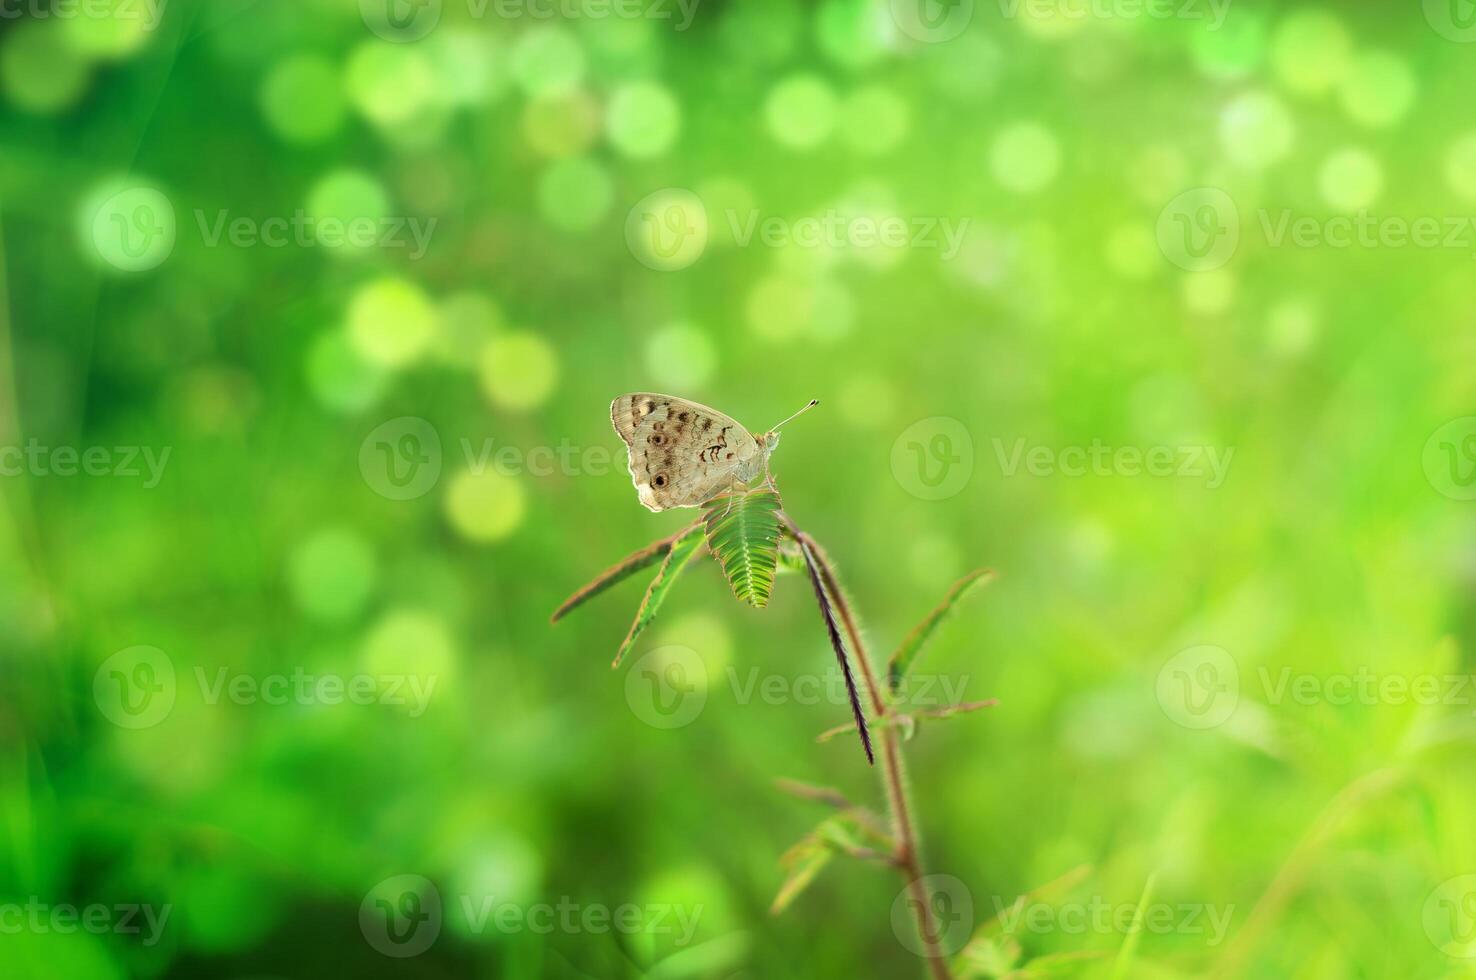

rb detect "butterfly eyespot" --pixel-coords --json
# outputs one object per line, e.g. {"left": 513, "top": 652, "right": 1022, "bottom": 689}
{"left": 643, "top": 400, "right": 656, "bottom": 412}
{"left": 653, "top": 474, "right": 667, "bottom": 487}
{"left": 651, "top": 434, "right": 664, "bottom": 445}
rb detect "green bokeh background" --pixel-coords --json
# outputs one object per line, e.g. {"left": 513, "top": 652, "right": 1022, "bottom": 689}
{"left": 3, "top": 0, "right": 1476, "bottom": 977}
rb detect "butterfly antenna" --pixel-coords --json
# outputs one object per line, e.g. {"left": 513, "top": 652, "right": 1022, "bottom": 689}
{"left": 771, "top": 399, "right": 819, "bottom": 432}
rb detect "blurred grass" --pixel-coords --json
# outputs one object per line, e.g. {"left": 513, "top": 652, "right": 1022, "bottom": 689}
{"left": 2, "top": 0, "right": 1476, "bottom": 977}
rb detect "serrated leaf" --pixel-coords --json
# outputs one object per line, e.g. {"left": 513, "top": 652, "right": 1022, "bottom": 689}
{"left": 887, "top": 568, "right": 996, "bottom": 695}
{"left": 702, "top": 489, "right": 782, "bottom": 608}
{"left": 551, "top": 520, "right": 704, "bottom": 623}
{"left": 612, "top": 523, "right": 706, "bottom": 668}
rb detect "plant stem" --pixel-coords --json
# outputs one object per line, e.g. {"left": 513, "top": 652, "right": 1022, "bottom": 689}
{"left": 796, "top": 530, "right": 955, "bottom": 980}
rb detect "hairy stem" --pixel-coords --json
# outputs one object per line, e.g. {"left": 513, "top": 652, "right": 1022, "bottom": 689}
{"left": 792, "top": 527, "right": 954, "bottom": 980}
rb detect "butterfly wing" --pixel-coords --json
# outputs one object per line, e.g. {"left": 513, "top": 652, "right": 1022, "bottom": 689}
{"left": 610, "top": 393, "right": 762, "bottom": 511}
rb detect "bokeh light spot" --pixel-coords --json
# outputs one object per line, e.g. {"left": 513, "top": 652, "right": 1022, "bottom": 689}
{"left": 839, "top": 85, "right": 910, "bottom": 156}
{"left": 1337, "top": 51, "right": 1415, "bottom": 129}
{"left": 1445, "top": 133, "right": 1476, "bottom": 203}
{"left": 436, "top": 291, "right": 503, "bottom": 368}
{"left": 305, "top": 170, "right": 391, "bottom": 256}
{"left": 606, "top": 81, "right": 681, "bottom": 159}
{"left": 345, "top": 41, "right": 436, "bottom": 127}
{"left": 2, "top": 21, "right": 90, "bottom": 115}
{"left": 522, "top": 90, "right": 601, "bottom": 158}
{"left": 60, "top": 0, "right": 156, "bottom": 58}
{"left": 537, "top": 157, "right": 613, "bottom": 232}
{"left": 288, "top": 527, "right": 377, "bottom": 623}
{"left": 479, "top": 332, "right": 560, "bottom": 411}
{"left": 764, "top": 74, "right": 838, "bottom": 150}
{"left": 348, "top": 277, "right": 437, "bottom": 368}
{"left": 1219, "top": 91, "right": 1294, "bottom": 171}
{"left": 644, "top": 322, "right": 717, "bottom": 390}
{"left": 989, "top": 122, "right": 1062, "bottom": 195}
{"left": 306, "top": 329, "right": 387, "bottom": 413}
{"left": 1318, "top": 147, "right": 1382, "bottom": 210}
{"left": 1269, "top": 9, "right": 1351, "bottom": 96}
{"left": 261, "top": 54, "right": 345, "bottom": 144}
{"left": 511, "top": 25, "right": 586, "bottom": 97}
{"left": 360, "top": 608, "right": 458, "bottom": 685}
{"left": 445, "top": 468, "right": 527, "bottom": 543}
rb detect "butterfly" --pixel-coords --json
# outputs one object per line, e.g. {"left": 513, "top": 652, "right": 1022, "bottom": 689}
{"left": 610, "top": 393, "right": 818, "bottom": 512}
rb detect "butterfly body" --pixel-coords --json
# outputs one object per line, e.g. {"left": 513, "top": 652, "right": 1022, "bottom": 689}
{"left": 611, "top": 393, "right": 781, "bottom": 512}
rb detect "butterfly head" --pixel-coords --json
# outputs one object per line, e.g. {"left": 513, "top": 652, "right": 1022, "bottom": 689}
{"left": 764, "top": 399, "right": 818, "bottom": 457}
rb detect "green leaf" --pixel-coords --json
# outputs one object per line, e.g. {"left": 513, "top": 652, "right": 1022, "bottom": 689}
{"left": 887, "top": 568, "right": 996, "bottom": 695}
{"left": 551, "top": 520, "right": 704, "bottom": 623}
{"left": 702, "top": 489, "right": 782, "bottom": 608}
{"left": 1108, "top": 873, "right": 1156, "bottom": 980}
{"left": 770, "top": 836, "right": 833, "bottom": 915}
{"left": 612, "top": 523, "right": 706, "bottom": 668}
